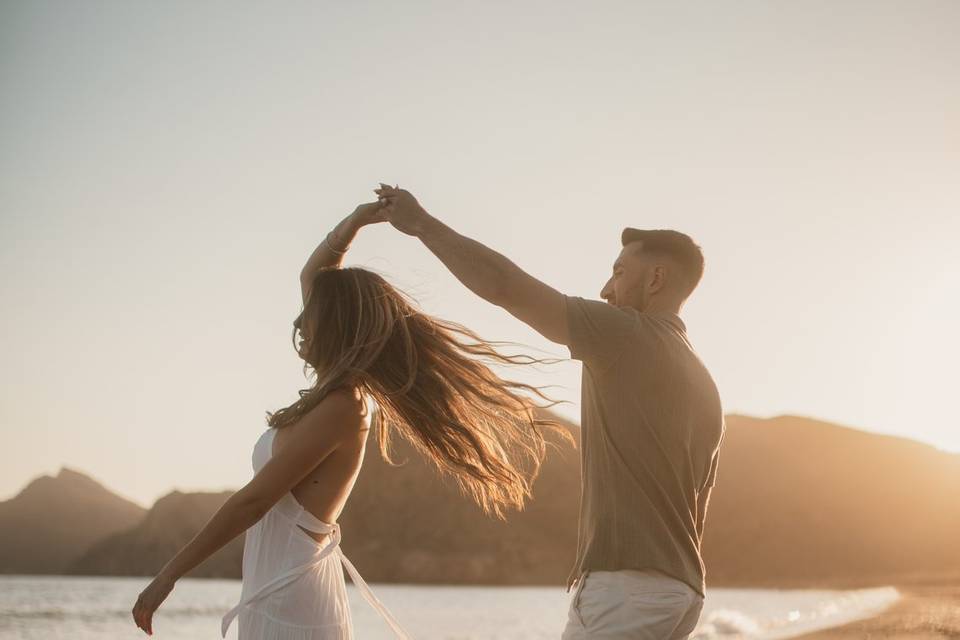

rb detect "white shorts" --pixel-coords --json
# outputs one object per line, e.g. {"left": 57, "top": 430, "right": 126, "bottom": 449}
{"left": 561, "top": 569, "right": 704, "bottom": 639}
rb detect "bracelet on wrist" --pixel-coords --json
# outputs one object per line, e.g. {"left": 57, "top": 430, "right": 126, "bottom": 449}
{"left": 324, "top": 232, "right": 349, "bottom": 256}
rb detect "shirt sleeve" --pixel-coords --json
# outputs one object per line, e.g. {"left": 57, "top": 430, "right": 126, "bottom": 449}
{"left": 564, "top": 295, "right": 640, "bottom": 373}
{"left": 704, "top": 451, "right": 720, "bottom": 490}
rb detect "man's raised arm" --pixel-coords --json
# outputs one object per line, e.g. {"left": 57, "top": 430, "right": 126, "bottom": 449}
{"left": 375, "top": 184, "right": 569, "bottom": 346}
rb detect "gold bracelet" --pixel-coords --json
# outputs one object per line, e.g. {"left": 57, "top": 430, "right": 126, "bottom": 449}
{"left": 324, "top": 231, "right": 349, "bottom": 255}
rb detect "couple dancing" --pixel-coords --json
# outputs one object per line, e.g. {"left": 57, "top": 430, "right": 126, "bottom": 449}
{"left": 132, "top": 184, "right": 725, "bottom": 639}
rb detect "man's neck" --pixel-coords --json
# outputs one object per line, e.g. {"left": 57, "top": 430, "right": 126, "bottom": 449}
{"left": 633, "top": 299, "right": 682, "bottom": 316}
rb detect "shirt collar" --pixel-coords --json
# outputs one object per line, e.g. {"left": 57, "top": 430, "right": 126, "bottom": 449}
{"left": 650, "top": 310, "right": 687, "bottom": 334}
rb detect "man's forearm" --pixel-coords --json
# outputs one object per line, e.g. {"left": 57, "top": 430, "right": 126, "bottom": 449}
{"left": 157, "top": 492, "right": 264, "bottom": 582}
{"left": 416, "top": 214, "right": 522, "bottom": 307}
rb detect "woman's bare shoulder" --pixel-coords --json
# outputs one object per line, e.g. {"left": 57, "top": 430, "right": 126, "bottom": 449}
{"left": 315, "top": 387, "right": 370, "bottom": 426}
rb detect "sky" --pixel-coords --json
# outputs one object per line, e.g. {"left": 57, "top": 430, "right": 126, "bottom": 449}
{"left": 1, "top": 1, "right": 957, "bottom": 507}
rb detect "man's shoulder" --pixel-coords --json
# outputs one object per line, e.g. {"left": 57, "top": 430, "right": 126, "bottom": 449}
{"left": 565, "top": 295, "right": 639, "bottom": 319}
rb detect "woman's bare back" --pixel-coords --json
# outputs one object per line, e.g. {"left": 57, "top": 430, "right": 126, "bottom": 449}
{"left": 270, "top": 388, "right": 372, "bottom": 543}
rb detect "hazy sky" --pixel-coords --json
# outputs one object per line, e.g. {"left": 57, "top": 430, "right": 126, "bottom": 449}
{"left": 2, "top": 1, "right": 957, "bottom": 507}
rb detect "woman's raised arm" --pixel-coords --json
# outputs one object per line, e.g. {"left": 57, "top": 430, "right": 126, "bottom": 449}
{"left": 300, "top": 201, "right": 387, "bottom": 304}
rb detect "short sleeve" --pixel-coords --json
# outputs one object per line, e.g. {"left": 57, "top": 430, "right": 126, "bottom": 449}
{"left": 702, "top": 423, "right": 725, "bottom": 491}
{"left": 564, "top": 295, "right": 640, "bottom": 373}
{"left": 704, "top": 451, "right": 720, "bottom": 490}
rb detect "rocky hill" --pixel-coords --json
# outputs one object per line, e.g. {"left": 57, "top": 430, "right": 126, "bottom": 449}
{"left": 8, "top": 413, "right": 960, "bottom": 588}
{"left": 0, "top": 467, "right": 145, "bottom": 574}
{"left": 702, "top": 414, "right": 960, "bottom": 588}
{"left": 69, "top": 490, "right": 243, "bottom": 578}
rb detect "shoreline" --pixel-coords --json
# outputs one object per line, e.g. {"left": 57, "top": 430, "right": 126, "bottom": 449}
{"left": 792, "top": 584, "right": 960, "bottom": 639}
{"left": 4, "top": 573, "right": 957, "bottom": 638}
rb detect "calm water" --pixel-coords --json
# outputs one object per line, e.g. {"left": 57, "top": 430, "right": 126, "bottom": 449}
{"left": 0, "top": 575, "right": 898, "bottom": 639}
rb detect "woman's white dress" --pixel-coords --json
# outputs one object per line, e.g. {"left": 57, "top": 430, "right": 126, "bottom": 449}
{"left": 221, "top": 427, "right": 410, "bottom": 639}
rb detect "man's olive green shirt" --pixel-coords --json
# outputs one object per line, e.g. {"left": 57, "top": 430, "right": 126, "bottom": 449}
{"left": 564, "top": 295, "right": 725, "bottom": 598}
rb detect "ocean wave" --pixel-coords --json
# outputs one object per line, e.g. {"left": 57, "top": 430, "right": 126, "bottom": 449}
{"left": 690, "top": 587, "right": 900, "bottom": 639}
{"left": 0, "top": 604, "right": 228, "bottom": 620}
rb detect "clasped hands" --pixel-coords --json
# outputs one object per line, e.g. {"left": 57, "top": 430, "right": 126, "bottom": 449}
{"left": 350, "top": 182, "right": 431, "bottom": 237}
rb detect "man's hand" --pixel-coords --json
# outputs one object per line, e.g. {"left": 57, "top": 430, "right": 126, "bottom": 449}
{"left": 374, "top": 182, "right": 432, "bottom": 237}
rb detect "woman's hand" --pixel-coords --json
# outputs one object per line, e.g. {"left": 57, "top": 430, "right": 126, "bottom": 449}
{"left": 351, "top": 200, "right": 389, "bottom": 227}
{"left": 132, "top": 574, "right": 176, "bottom": 635}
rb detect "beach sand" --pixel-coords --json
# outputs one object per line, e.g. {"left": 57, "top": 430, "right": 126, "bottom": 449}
{"left": 793, "top": 584, "right": 960, "bottom": 639}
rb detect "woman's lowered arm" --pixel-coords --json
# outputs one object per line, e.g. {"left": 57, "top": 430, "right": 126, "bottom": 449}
{"left": 132, "top": 392, "right": 363, "bottom": 635}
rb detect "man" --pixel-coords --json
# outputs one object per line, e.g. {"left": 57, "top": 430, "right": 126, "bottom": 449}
{"left": 375, "top": 183, "right": 725, "bottom": 639}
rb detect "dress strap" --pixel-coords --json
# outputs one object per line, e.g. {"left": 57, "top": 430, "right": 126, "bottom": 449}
{"left": 337, "top": 547, "right": 412, "bottom": 639}
{"left": 220, "top": 525, "right": 342, "bottom": 638}
{"left": 221, "top": 507, "right": 412, "bottom": 639}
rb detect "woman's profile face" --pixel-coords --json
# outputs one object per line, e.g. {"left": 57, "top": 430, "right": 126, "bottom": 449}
{"left": 294, "top": 312, "right": 314, "bottom": 360}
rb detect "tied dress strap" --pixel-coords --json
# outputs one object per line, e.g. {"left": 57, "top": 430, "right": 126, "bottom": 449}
{"left": 220, "top": 504, "right": 411, "bottom": 639}
{"left": 220, "top": 519, "right": 341, "bottom": 637}
{"left": 336, "top": 544, "right": 410, "bottom": 639}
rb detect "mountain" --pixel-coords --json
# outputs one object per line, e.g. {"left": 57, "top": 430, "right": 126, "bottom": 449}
{"left": 324, "top": 412, "right": 960, "bottom": 587}
{"left": 69, "top": 490, "right": 244, "bottom": 578}
{"left": 335, "top": 413, "right": 580, "bottom": 584}
{"left": 8, "top": 413, "right": 960, "bottom": 587}
{"left": 701, "top": 414, "right": 960, "bottom": 588}
{"left": 66, "top": 414, "right": 579, "bottom": 583}
{"left": 0, "top": 467, "right": 145, "bottom": 574}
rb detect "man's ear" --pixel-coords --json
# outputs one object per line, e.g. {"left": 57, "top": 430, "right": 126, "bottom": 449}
{"left": 649, "top": 264, "right": 667, "bottom": 293}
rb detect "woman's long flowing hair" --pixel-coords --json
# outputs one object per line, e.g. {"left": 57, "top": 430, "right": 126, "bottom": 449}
{"left": 266, "top": 266, "right": 572, "bottom": 519}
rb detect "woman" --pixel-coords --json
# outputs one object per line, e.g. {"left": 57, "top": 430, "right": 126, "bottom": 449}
{"left": 131, "top": 198, "right": 568, "bottom": 639}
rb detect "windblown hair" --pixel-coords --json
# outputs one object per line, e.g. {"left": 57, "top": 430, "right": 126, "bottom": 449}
{"left": 266, "top": 266, "right": 572, "bottom": 519}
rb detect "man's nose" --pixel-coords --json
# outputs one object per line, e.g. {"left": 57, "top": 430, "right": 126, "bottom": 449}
{"left": 600, "top": 280, "right": 614, "bottom": 302}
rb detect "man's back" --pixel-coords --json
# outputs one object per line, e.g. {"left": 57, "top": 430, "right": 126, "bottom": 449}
{"left": 564, "top": 295, "right": 726, "bottom": 598}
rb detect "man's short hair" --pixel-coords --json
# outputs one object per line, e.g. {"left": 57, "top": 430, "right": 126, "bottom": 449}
{"left": 621, "top": 228, "right": 705, "bottom": 299}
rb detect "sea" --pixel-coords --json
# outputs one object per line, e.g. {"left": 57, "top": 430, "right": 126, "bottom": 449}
{"left": 0, "top": 575, "right": 899, "bottom": 639}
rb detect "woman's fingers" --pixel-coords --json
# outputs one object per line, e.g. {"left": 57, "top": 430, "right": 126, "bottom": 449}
{"left": 374, "top": 183, "right": 402, "bottom": 212}
{"left": 142, "top": 610, "right": 153, "bottom": 635}
{"left": 132, "top": 596, "right": 154, "bottom": 635}
{"left": 375, "top": 182, "right": 400, "bottom": 195}
{"left": 134, "top": 607, "right": 146, "bottom": 634}
{"left": 132, "top": 599, "right": 141, "bottom": 629}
